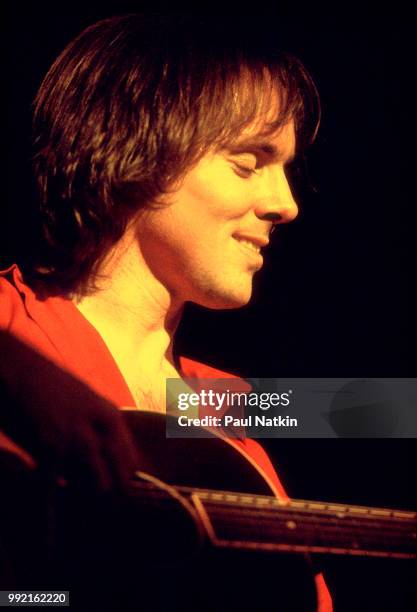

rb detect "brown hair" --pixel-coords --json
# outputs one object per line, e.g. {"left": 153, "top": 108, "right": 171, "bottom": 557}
{"left": 26, "top": 14, "right": 320, "bottom": 296}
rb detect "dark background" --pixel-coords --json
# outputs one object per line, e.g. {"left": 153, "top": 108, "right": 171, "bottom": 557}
{"left": 4, "top": 3, "right": 416, "bottom": 608}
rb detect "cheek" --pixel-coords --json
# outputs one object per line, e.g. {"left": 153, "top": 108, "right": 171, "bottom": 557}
{"left": 137, "top": 207, "right": 203, "bottom": 273}
{"left": 138, "top": 210, "right": 182, "bottom": 254}
{"left": 184, "top": 165, "right": 253, "bottom": 220}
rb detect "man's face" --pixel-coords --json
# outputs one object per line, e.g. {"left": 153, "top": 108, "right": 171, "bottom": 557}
{"left": 136, "top": 120, "right": 298, "bottom": 309}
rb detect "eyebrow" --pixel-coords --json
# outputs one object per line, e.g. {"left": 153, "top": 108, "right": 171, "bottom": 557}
{"left": 225, "top": 136, "right": 296, "bottom": 165}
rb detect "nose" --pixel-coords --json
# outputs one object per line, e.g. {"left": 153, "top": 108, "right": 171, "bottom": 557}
{"left": 254, "top": 166, "right": 299, "bottom": 224}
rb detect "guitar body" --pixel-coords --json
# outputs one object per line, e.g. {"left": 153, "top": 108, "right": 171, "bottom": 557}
{"left": 120, "top": 410, "right": 317, "bottom": 611}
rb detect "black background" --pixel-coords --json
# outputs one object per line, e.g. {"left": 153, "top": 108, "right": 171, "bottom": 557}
{"left": 4, "top": 3, "right": 416, "bottom": 608}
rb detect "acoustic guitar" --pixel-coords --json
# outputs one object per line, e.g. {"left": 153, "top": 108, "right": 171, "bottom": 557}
{"left": 103, "top": 410, "right": 414, "bottom": 611}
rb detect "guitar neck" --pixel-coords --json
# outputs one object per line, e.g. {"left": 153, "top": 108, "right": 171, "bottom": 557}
{"left": 130, "top": 478, "right": 416, "bottom": 559}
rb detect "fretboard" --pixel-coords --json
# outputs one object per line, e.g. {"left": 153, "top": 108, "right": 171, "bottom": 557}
{"left": 130, "top": 479, "right": 416, "bottom": 559}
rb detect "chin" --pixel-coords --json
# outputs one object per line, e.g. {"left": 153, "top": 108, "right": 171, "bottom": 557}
{"left": 197, "top": 288, "right": 253, "bottom": 310}
{"left": 187, "top": 273, "right": 254, "bottom": 310}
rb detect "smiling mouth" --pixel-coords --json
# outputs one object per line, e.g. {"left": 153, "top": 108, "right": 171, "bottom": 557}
{"left": 234, "top": 237, "right": 261, "bottom": 254}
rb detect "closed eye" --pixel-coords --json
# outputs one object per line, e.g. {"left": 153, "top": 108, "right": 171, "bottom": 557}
{"left": 230, "top": 152, "right": 259, "bottom": 178}
{"left": 233, "top": 163, "right": 258, "bottom": 178}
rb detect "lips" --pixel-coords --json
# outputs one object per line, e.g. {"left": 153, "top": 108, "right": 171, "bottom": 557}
{"left": 232, "top": 233, "right": 270, "bottom": 252}
{"left": 232, "top": 233, "right": 268, "bottom": 267}
{"left": 234, "top": 237, "right": 261, "bottom": 254}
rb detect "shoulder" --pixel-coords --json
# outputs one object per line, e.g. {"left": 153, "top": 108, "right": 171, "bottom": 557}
{"left": 0, "top": 265, "right": 77, "bottom": 366}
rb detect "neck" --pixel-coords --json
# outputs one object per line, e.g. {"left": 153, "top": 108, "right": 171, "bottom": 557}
{"left": 74, "top": 228, "right": 184, "bottom": 408}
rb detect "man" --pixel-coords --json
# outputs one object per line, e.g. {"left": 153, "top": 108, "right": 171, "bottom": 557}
{"left": 1, "top": 15, "right": 331, "bottom": 610}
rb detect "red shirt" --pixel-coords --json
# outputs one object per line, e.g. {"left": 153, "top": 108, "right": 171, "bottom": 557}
{"left": 0, "top": 265, "right": 332, "bottom": 610}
